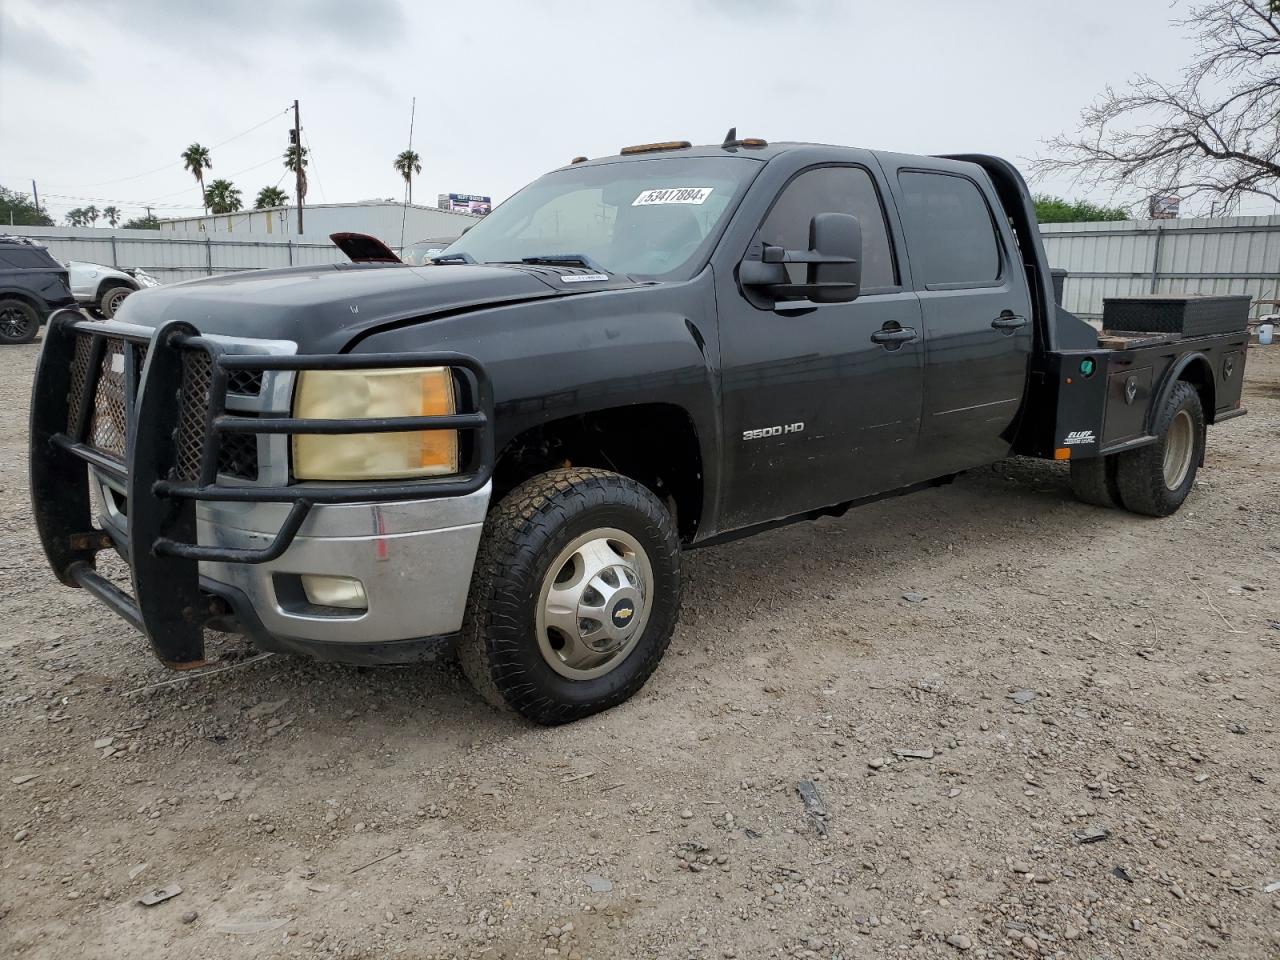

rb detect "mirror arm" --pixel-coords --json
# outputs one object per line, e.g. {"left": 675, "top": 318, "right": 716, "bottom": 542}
{"left": 781, "top": 252, "right": 858, "bottom": 265}
{"left": 765, "top": 282, "right": 860, "bottom": 301}
{"left": 761, "top": 244, "right": 856, "bottom": 267}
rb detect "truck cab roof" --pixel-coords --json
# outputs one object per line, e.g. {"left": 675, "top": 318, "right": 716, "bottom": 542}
{"left": 560, "top": 140, "right": 984, "bottom": 173}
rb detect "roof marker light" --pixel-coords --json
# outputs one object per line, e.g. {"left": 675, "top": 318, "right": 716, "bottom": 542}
{"left": 619, "top": 141, "right": 692, "bottom": 155}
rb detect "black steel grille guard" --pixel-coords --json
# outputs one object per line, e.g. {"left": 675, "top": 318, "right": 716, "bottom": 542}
{"left": 30, "top": 311, "right": 494, "bottom": 668}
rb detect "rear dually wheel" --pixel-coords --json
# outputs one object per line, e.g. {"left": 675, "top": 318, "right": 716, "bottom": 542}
{"left": 1115, "top": 380, "right": 1205, "bottom": 517}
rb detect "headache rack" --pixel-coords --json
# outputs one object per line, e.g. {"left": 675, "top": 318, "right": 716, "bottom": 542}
{"left": 31, "top": 312, "right": 494, "bottom": 669}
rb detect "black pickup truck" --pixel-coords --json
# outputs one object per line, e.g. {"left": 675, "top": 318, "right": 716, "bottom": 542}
{"left": 30, "top": 134, "right": 1249, "bottom": 724}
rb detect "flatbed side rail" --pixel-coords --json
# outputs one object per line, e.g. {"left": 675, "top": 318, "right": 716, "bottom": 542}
{"left": 30, "top": 312, "right": 495, "bottom": 668}
{"left": 1013, "top": 328, "right": 1248, "bottom": 463}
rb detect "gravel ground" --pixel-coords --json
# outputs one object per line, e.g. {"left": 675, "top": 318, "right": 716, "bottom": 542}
{"left": 1, "top": 337, "right": 1277, "bottom": 960}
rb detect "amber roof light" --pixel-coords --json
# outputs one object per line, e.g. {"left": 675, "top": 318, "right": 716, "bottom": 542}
{"left": 721, "top": 127, "right": 768, "bottom": 149}
{"left": 619, "top": 141, "right": 692, "bottom": 155}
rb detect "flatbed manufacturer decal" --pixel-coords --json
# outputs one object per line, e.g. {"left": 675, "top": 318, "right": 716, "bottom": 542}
{"left": 1063, "top": 430, "right": 1096, "bottom": 446}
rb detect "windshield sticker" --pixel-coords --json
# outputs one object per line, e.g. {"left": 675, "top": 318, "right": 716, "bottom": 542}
{"left": 560, "top": 274, "right": 610, "bottom": 283}
{"left": 632, "top": 187, "right": 713, "bottom": 206}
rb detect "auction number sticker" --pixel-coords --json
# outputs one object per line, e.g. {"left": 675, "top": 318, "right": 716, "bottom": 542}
{"left": 632, "top": 187, "right": 713, "bottom": 206}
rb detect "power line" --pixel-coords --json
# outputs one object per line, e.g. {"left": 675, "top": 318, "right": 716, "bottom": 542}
{"left": 141, "top": 153, "right": 283, "bottom": 204}
{"left": 43, "top": 192, "right": 203, "bottom": 211}
{"left": 301, "top": 128, "right": 325, "bottom": 203}
{"left": 43, "top": 150, "right": 283, "bottom": 211}
{"left": 36, "top": 106, "right": 293, "bottom": 191}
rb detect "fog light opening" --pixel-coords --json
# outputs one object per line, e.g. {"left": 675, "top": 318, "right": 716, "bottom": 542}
{"left": 301, "top": 574, "right": 368, "bottom": 611}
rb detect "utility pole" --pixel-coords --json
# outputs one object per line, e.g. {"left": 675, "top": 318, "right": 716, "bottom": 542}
{"left": 31, "top": 180, "right": 40, "bottom": 218}
{"left": 293, "top": 99, "right": 304, "bottom": 236}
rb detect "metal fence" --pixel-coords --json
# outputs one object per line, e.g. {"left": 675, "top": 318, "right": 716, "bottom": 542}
{"left": 1040, "top": 215, "right": 1280, "bottom": 321}
{"left": 9, "top": 217, "right": 1280, "bottom": 320}
{"left": 8, "top": 225, "right": 347, "bottom": 284}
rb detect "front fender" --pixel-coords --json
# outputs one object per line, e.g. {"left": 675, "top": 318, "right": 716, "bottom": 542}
{"left": 95, "top": 277, "right": 138, "bottom": 301}
{"left": 350, "top": 274, "right": 725, "bottom": 531}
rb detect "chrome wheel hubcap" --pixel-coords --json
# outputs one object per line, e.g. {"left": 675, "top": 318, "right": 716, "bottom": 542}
{"left": 536, "top": 528, "right": 652, "bottom": 680}
{"left": 1163, "top": 409, "right": 1194, "bottom": 490}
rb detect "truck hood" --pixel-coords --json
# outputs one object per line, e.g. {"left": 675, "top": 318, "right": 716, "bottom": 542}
{"left": 114, "top": 261, "right": 639, "bottom": 353}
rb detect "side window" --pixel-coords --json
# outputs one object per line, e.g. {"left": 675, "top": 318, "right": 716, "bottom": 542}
{"left": 759, "top": 167, "right": 896, "bottom": 290}
{"left": 897, "top": 171, "right": 1001, "bottom": 287}
{"left": 0, "top": 248, "right": 55, "bottom": 269}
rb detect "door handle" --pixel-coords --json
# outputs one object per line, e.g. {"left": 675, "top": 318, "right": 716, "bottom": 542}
{"left": 991, "top": 312, "right": 1028, "bottom": 331}
{"left": 870, "top": 325, "right": 918, "bottom": 346}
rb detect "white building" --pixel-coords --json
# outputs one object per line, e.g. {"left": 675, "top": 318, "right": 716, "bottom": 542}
{"left": 158, "top": 201, "right": 480, "bottom": 247}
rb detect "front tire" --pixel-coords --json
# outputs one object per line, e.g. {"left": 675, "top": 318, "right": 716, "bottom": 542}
{"left": 0, "top": 298, "right": 39, "bottom": 344}
{"left": 460, "top": 468, "right": 681, "bottom": 725}
{"left": 1115, "top": 380, "right": 1205, "bottom": 517}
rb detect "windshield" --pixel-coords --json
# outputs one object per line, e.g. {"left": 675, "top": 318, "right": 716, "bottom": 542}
{"left": 438, "top": 155, "right": 758, "bottom": 279}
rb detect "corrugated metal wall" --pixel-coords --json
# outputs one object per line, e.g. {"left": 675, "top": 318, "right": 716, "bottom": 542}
{"left": 1041, "top": 215, "right": 1280, "bottom": 320}
{"left": 9, "top": 225, "right": 346, "bottom": 284}
{"left": 10, "top": 216, "right": 1280, "bottom": 315}
{"left": 155, "top": 202, "right": 478, "bottom": 245}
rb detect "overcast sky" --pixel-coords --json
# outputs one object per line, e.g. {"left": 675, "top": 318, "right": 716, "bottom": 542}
{"left": 5, "top": 0, "right": 1267, "bottom": 225}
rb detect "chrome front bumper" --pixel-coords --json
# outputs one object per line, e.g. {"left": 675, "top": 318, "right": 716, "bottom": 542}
{"left": 93, "top": 474, "right": 490, "bottom": 648}
{"left": 198, "top": 487, "right": 490, "bottom": 645}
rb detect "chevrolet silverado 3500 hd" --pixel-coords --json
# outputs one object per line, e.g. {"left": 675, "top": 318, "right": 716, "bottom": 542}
{"left": 31, "top": 134, "right": 1249, "bottom": 724}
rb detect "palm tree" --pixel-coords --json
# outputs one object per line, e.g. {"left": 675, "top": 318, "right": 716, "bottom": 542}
{"left": 393, "top": 149, "right": 422, "bottom": 204}
{"left": 254, "top": 186, "right": 288, "bottom": 209}
{"left": 84, "top": 205, "right": 100, "bottom": 226}
{"left": 102, "top": 205, "right": 121, "bottom": 227}
{"left": 181, "top": 143, "right": 213, "bottom": 211}
{"left": 65, "top": 208, "right": 86, "bottom": 227}
{"left": 283, "top": 145, "right": 308, "bottom": 203}
{"left": 203, "top": 179, "right": 243, "bottom": 215}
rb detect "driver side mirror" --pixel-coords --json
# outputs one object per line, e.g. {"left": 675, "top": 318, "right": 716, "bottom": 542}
{"left": 740, "top": 212, "right": 862, "bottom": 304}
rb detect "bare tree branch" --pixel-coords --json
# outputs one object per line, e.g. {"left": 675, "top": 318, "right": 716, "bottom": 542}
{"left": 1033, "top": 1, "right": 1280, "bottom": 214}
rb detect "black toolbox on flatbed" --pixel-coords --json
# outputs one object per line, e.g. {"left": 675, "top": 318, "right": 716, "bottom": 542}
{"left": 1101, "top": 294, "right": 1251, "bottom": 338}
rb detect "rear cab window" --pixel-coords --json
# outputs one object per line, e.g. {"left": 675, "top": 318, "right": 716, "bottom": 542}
{"left": 896, "top": 171, "right": 1003, "bottom": 288}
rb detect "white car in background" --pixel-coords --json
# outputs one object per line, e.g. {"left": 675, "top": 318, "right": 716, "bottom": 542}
{"left": 399, "top": 237, "right": 460, "bottom": 266}
{"left": 65, "top": 260, "right": 161, "bottom": 318}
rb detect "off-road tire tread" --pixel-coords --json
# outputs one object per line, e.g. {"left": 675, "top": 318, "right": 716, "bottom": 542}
{"left": 1115, "top": 381, "right": 1204, "bottom": 517}
{"left": 459, "top": 468, "right": 680, "bottom": 725}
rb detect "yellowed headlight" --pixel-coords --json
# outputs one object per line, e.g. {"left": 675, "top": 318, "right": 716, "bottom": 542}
{"left": 292, "top": 367, "right": 458, "bottom": 481}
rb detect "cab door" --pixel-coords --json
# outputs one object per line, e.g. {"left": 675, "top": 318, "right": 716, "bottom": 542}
{"left": 885, "top": 163, "right": 1035, "bottom": 476}
{"left": 715, "top": 162, "right": 925, "bottom": 531}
